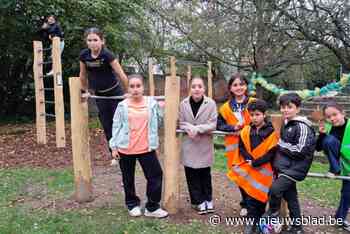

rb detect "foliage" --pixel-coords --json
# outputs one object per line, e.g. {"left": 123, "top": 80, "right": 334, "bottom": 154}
{"left": 0, "top": 0, "right": 152, "bottom": 119}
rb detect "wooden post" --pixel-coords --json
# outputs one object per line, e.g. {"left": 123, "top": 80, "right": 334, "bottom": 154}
{"left": 52, "top": 37, "right": 66, "bottom": 147}
{"left": 187, "top": 65, "right": 191, "bottom": 96}
{"left": 163, "top": 57, "right": 181, "bottom": 213}
{"left": 33, "top": 41, "right": 46, "bottom": 144}
{"left": 149, "top": 58, "right": 155, "bottom": 96}
{"left": 207, "top": 61, "right": 213, "bottom": 98}
{"left": 69, "top": 77, "right": 93, "bottom": 203}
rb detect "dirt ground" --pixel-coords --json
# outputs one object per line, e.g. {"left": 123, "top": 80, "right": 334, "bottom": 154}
{"left": 0, "top": 123, "right": 347, "bottom": 233}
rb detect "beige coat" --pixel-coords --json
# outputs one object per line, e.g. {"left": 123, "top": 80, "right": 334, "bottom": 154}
{"left": 179, "top": 96, "right": 218, "bottom": 168}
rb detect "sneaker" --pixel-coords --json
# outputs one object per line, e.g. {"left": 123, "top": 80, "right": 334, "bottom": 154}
{"left": 144, "top": 208, "right": 168, "bottom": 218}
{"left": 240, "top": 208, "right": 248, "bottom": 217}
{"left": 206, "top": 200, "right": 215, "bottom": 213}
{"left": 192, "top": 202, "right": 207, "bottom": 215}
{"left": 326, "top": 172, "right": 336, "bottom": 178}
{"left": 341, "top": 220, "right": 350, "bottom": 232}
{"left": 46, "top": 70, "right": 54, "bottom": 76}
{"left": 128, "top": 206, "right": 142, "bottom": 217}
{"left": 282, "top": 225, "right": 304, "bottom": 234}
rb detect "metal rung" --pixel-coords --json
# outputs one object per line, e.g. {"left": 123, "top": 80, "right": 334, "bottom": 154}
{"left": 38, "top": 61, "right": 52, "bottom": 65}
{"left": 44, "top": 88, "right": 54, "bottom": 91}
{"left": 45, "top": 101, "right": 55, "bottom": 104}
{"left": 41, "top": 73, "right": 53, "bottom": 78}
{"left": 89, "top": 95, "right": 165, "bottom": 100}
{"left": 45, "top": 113, "right": 56, "bottom": 118}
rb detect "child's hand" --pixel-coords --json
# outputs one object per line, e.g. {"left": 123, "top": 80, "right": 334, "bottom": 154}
{"left": 81, "top": 91, "right": 91, "bottom": 102}
{"left": 186, "top": 129, "right": 197, "bottom": 139}
{"left": 246, "top": 160, "right": 252, "bottom": 166}
{"left": 157, "top": 100, "right": 165, "bottom": 109}
{"left": 319, "top": 120, "right": 326, "bottom": 133}
{"left": 112, "top": 149, "right": 120, "bottom": 160}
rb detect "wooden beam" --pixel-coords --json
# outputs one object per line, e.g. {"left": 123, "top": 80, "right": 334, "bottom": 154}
{"left": 207, "top": 61, "right": 213, "bottom": 98}
{"left": 33, "top": 41, "right": 46, "bottom": 144}
{"left": 52, "top": 37, "right": 66, "bottom": 147}
{"left": 163, "top": 57, "right": 181, "bottom": 214}
{"left": 148, "top": 59, "right": 155, "bottom": 96}
{"left": 69, "top": 77, "right": 93, "bottom": 203}
{"left": 187, "top": 65, "right": 191, "bottom": 96}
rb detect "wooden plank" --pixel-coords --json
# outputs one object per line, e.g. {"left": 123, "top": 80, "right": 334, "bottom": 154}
{"left": 187, "top": 65, "right": 191, "bottom": 96}
{"left": 207, "top": 61, "right": 213, "bottom": 98}
{"left": 148, "top": 59, "right": 155, "bottom": 96}
{"left": 52, "top": 37, "right": 66, "bottom": 147}
{"left": 163, "top": 56, "right": 181, "bottom": 214}
{"left": 33, "top": 41, "right": 46, "bottom": 144}
{"left": 69, "top": 77, "right": 93, "bottom": 202}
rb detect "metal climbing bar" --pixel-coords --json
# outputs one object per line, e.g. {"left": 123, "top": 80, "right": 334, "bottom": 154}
{"left": 176, "top": 129, "right": 237, "bottom": 136}
{"left": 307, "top": 172, "right": 350, "bottom": 181}
{"left": 45, "top": 113, "right": 56, "bottom": 118}
{"left": 45, "top": 101, "right": 55, "bottom": 104}
{"left": 38, "top": 61, "right": 52, "bottom": 65}
{"left": 88, "top": 95, "right": 165, "bottom": 100}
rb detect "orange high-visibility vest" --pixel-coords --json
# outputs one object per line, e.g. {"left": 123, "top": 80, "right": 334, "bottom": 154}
{"left": 228, "top": 125, "right": 278, "bottom": 202}
{"left": 219, "top": 98, "right": 255, "bottom": 169}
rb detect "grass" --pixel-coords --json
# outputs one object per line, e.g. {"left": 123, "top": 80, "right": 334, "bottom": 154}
{"left": 0, "top": 167, "right": 227, "bottom": 234}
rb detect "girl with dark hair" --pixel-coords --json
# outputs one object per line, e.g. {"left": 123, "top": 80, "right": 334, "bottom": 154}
{"left": 316, "top": 101, "right": 350, "bottom": 232}
{"left": 79, "top": 27, "right": 128, "bottom": 158}
{"left": 217, "top": 73, "right": 255, "bottom": 217}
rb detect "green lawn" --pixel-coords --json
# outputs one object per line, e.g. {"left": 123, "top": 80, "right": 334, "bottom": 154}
{"left": 0, "top": 135, "right": 342, "bottom": 234}
{"left": 0, "top": 168, "right": 226, "bottom": 234}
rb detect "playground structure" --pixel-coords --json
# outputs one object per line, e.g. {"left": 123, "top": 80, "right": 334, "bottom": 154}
{"left": 33, "top": 37, "right": 66, "bottom": 148}
{"left": 68, "top": 56, "right": 350, "bottom": 215}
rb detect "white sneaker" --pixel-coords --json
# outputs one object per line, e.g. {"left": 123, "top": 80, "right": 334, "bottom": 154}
{"left": 240, "top": 208, "right": 248, "bottom": 217}
{"left": 326, "top": 172, "right": 336, "bottom": 178}
{"left": 144, "top": 208, "right": 168, "bottom": 218}
{"left": 128, "top": 206, "right": 142, "bottom": 217}
{"left": 193, "top": 202, "right": 207, "bottom": 215}
{"left": 46, "top": 70, "right": 54, "bottom": 76}
{"left": 206, "top": 200, "right": 215, "bottom": 213}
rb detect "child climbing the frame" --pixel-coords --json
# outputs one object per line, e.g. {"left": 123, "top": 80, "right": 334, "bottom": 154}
{"left": 79, "top": 27, "right": 128, "bottom": 159}
{"left": 109, "top": 74, "right": 168, "bottom": 218}
{"left": 217, "top": 73, "right": 256, "bottom": 217}
{"left": 315, "top": 101, "right": 350, "bottom": 232}
{"left": 261, "top": 93, "right": 316, "bottom": 234}
{"left": 230, "top": 99, "right": 278, "bottom": 234}
{"left": 178, "top": 76, "right": 218, "bottom": 214}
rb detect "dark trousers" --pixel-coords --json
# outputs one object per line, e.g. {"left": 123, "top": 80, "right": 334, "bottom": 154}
{"left": 322, "top": 135, "right": 341, "bottom": 174}
{"left": 268, "top": 176, "right": 301, "bottom": 222}
{"left": 184, "top": 166, "right": 212, "bottom": 205}
{"left": 118, "top": 151, "right": 163, "bottom": 212}
{"left": 246, "top": 193, "right": 266, "bottom": 224}
{"left": 95, "top": 85, "right": 124, "bottom": 151}
{"left": 336, "top": 180, "right": 350, "bottom": 221}
{"left": 239, "top": 187, "right": 248, "bottom": 209}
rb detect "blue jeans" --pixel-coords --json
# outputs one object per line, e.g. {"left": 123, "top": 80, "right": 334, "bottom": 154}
{"left": 336, "top": 180, "right": 350, "bottom": 221}
{"left": 322, "top": 135, "right": 341, "bottom": 174}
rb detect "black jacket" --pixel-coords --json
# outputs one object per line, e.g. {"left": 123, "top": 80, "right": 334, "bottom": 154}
{"left": 239, "top": 121, "right": 277, "bottom": 167}
{"left": 273, "top": 116, "right": 316, "bottom": 181}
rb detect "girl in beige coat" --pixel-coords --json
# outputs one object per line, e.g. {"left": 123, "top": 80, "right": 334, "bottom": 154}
{"left": 179, "top": 77, "right": 218, "bottom": 214}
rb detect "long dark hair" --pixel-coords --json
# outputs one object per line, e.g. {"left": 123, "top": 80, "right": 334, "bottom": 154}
{"left": 227, "top": 73, "right": 249, "bottom": 99}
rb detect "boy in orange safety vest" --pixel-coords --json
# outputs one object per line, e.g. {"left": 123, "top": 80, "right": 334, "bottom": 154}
{"left": 229, "top": 99, "right": 278, "bottom": 234}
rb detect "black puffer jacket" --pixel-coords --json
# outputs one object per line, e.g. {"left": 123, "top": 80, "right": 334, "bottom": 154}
{"left": 273, "top": 116, "right": 316, "bottom": 181}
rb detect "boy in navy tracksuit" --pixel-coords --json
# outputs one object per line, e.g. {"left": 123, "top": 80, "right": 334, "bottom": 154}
{"left": 262, "top": 93, "right": 316, "bottom": 234}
